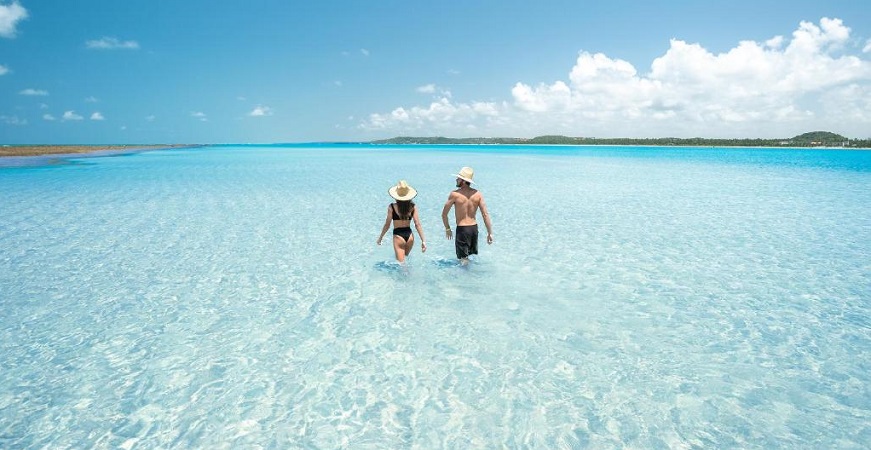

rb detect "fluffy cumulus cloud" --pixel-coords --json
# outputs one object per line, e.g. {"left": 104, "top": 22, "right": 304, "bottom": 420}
{"left": 191, "top": 111, "right": 207, "bottom": 122}
{"left": 365, "top": 97, "right": 501, "bottom": 134}
{"left": 90, "top": 112, "right": 105, "bottom": 120}
{"left": 248, "top": 105, "right": 273, "bottom": 117}
{"left": 62, "top": 111, "right": 83, "bottom": 121}
{"left": 43, "top": 114, "right": 55, "bottom": 121}
{"left": 361, "top": 18, "right": 871, "bottom": 138}
{"left": 19, "top": 88, "right": 48, "bottom": 96}
{"left": 0, "top": 64, "right": 8, "bottom": 75}
{"left": 86, "top": 37, "right": 139, "bottom": 50}
{"left": 0, "top": 1, "right": 27, "bottom": 38}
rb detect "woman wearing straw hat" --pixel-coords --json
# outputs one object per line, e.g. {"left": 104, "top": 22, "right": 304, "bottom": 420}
{"left": 377, "top": 180, "right": 427, "bottom": 263}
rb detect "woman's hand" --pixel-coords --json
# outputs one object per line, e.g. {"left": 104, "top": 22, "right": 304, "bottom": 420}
{"left": 421, "top": 241, "right": 427, "bottom": 253}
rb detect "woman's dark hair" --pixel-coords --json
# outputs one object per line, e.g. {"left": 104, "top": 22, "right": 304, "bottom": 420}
{"left": 395, "top": 200, "right": 414, "bottom": 220}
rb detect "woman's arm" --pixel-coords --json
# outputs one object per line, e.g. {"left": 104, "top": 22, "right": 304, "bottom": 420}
{"left": 413, "top": 206, "right": 427, "bottom": 252}
{"left": 376, "top": 205, "right": 392, "bottom": 245}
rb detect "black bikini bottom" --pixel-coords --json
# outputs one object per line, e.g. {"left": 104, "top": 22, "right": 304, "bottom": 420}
{"left": 393, "top": 227, "right": 412, "bottom": 241}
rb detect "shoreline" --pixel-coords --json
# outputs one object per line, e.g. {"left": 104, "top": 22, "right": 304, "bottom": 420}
{"left": 1, "top": 142, "right": 865, "bottom": 164}
{"left": 364, "top": 142, "right": 867, "bottom": 150}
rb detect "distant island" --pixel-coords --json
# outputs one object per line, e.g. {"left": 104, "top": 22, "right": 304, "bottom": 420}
{"left": 373, "top": 131, "right": 871, "bottom": 148}
{"left": 2, "top": 132, "right": 868, "bottom": 159}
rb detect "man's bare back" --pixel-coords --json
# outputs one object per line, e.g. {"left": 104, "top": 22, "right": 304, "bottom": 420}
{"left": 442, "top": 168, "right": 493, "bottom": 261}
{"left": 449, "top": 187, "right": 483, "bottom": 226}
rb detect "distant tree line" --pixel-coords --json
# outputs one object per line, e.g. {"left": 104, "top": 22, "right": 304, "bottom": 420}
{"left": 373, "top": 131, "right": 870, "bottom": 148}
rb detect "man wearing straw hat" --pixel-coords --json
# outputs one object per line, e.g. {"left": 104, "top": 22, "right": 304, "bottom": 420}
{"left": 441, "top": 166, "right": 493, "bottom": 264}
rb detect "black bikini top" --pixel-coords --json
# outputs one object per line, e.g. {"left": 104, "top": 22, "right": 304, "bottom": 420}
{"left": 391, "top": 203, "right": 413, "bottom": 220}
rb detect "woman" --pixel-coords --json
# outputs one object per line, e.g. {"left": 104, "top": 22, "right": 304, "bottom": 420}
{"left": 377, "top": 180, "right": 426, "bottom": 262}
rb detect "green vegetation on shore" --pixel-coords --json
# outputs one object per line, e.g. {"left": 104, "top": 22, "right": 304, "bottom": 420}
{"left": 374, "top": 131, "right": 870, "bottom": 148}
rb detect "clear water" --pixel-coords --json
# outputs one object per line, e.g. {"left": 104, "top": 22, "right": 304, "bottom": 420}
{"left": 1, "top": 145, "right": 869, "bottom": 449}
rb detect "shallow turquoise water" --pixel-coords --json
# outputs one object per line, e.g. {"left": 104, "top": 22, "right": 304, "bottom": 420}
{"left": 1, "top": 144, "right": 869, "bottom": 448}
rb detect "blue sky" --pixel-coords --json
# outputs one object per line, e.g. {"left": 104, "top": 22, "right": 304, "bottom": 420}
{"left": 1, "top": 0, "right": 869, "bottom": 144}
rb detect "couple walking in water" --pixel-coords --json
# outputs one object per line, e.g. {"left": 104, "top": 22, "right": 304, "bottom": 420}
{"left": 376, "top": 167, "right": 494, "bottom": 265}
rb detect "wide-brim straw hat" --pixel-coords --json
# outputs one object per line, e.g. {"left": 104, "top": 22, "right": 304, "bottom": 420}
{"left": 388, "top": 180, "right": 417, "bottom": 201}
{"left": 453, "top": 166, "right": 475, "bottom": 184}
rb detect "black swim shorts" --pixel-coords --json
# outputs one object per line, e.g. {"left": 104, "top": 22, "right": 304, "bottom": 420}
{"left": 454, "top": 224, "right": 478, "bottom": 259}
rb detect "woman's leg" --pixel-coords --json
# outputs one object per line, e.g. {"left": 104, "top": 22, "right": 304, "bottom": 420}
{"left": 392, "top": 235, "right": 407, "bottom": 263}
{"left": 403, "top": 234, "right": 415, "bottom": 258}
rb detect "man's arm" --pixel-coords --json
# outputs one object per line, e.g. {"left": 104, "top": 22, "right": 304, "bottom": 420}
{"left": 441, "top": 194, "right": 455, "bottom": 240}
{"left": 478, "top": 195, "right": 493, "bottom": 244}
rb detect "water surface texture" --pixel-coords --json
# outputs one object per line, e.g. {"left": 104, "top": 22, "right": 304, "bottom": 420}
{"left": 1, "top": 145, "right": 869, "bottom": 448}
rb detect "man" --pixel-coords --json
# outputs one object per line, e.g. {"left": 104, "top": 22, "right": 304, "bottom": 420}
{"left": 441, "top": 166, "right": 493, "bottom": 264}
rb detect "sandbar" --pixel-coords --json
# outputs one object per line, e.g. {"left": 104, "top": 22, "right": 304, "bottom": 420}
{"left": 0, "top": 144, "right": 194, "bottom": 157}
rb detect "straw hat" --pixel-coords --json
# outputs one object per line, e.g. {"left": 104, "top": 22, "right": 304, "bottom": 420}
{"left": 388, "top": 180, "right": 417, "bottom": 201}
{"left": 453, "top": 166, "right": 475, "bottom": 184}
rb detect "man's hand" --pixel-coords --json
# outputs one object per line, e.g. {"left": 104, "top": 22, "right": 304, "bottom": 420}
{"left": 445, "top": 229, "right": 453, "bottom": 240}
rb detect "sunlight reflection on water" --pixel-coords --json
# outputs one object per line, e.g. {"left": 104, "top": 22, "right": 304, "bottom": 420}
{"left": 1, "top": 145, "right": 869, "bottom": 448}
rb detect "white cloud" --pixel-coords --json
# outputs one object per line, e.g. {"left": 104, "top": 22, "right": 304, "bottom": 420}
{"left": 39, "top": 103, "right": 48, "bottom": 109}
{"left": 19, "top": 88, "right": 48, "bottom": 96}
{"left": 0, "top": 1, "right": 27, "bottom": 38}
{"left": 90, "top": 112, "right": 105, "bottom": 120}
{"left": 364, "top": 97, "right": 500, "bottom": 133}
{"left": 512, "top": 80, "right": 571, "bottom": 113}
{"left": 86, "top": 37, "right": 139, "bottom": 50}
{"left": 191, "top": 111, "right": 207, "bottom": 122}
{"left": 85, "top": 96, "right": 98, "bottom": 103}
{"left": 864, "top": 39, "right": 871, "bottom": 53}
{"left": 765, "top": 36, "right": 784, "bottom": 49}
{"left": 43, "top": 114, "right": 55, "bottom": 121}
{"left": 62, "top": 111, "right": 83, "bottom": 121}
{"left": 416, "top": 84, "right": 453, "bottom": 99}
{"left": 249, "top": 105, "right": 273, "bottom": 117}
{"left": 361, "top": 48, "right": 370, "bottom": 57}
{"left": 0, "top": 64, "right": 8, "bottom": 75}
{"left": 361, "top": 17, "right": 871, "bottom": 138}
{"left": 1, "top": 114, "right": 26, "bottom": 125}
